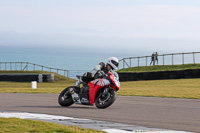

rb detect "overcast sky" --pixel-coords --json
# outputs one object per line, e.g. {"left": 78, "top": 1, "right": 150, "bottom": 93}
{"left": 0, "top": 0, "right": 200, "bottom": 53}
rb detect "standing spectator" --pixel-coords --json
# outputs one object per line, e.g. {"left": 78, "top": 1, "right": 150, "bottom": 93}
{"left": 155, "top": 52, "right": 158, "bottom": 65}
{"left": 150, "top": 52, "right": 155, "bottom": 65}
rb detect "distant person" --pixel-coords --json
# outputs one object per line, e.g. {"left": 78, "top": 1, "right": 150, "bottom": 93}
{"left": 155, "top": 52, "right": 158, "bottom": 65}
{"left": 150, "top": 53, "right": 155, "bottom": 65}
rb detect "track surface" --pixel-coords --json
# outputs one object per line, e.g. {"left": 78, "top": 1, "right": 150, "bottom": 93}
{"left": 0, "top": 93, "right": 199, "bottom": 132}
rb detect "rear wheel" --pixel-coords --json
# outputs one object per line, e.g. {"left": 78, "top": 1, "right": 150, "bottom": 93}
{"left": 95, "top": 89, "right": 117, "bottom": 109}
{"left": 58, "top": 87, "right": 74, "bottom": 107}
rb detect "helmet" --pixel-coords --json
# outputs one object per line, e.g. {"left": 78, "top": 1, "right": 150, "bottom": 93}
{"left": 107, "top": 57, "right": 119, "bottom": 70}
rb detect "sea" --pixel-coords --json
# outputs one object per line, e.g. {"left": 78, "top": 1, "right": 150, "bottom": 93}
{"left": 0, "top": 45, "right": 147, "bottom": 78}
{"left": 1, "top": 45, "right": 199, "bottom": 78}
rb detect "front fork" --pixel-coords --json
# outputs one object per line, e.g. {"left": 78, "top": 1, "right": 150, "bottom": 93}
{"left": 69, "top": 87, "right": 81, "bottom": 104}
{"left": 102, "top": 87, "right": 109, "bottom": 97}
{"left": 98, "top": 87, "right": 112, "bottom": 104}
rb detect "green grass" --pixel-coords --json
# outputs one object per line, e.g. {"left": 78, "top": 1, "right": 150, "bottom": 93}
{"left": 0, "top": 70, "right": 200, "bottom": 99}
{"left": 117, "top": 64, "right": 200, "bottom": 99}
{"left": 0, "top": 71, "right": 102, "bottom": 133}
{"left": 0, "top": 70, "right": 74, "bottom": 82}
{"left": 0, "top": 118, "right": 105, "bottom": 133}
{"left": 0, "top": 81, "right": 75, "bottom": 94}
{"left": 0, "top": 70, "right": 76, "bottom": 93}
{"left": 117, "top": 63, "right": 200, "bottom": 73}
{"left": 118, "top": 78, "right": 200, "bottom": 99}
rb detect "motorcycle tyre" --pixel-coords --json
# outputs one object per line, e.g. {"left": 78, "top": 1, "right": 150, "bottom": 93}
{"left": 58, "top": 87, "right": 74, "bottom": 107}
{"left": 95, "top": 89, "right": 117, "bottom": 109}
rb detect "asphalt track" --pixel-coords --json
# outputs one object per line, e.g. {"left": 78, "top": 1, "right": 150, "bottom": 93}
{"left": 0, "top": 93, "right": 199, "bottom": 132}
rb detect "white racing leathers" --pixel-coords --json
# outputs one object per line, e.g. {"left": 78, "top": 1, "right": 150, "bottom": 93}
{"left": 74, "top": 62, "right": 106, "bottom": 87}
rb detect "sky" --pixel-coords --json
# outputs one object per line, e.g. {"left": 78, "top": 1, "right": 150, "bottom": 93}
{"left": 0, "top": 0, "right": 200, "bottom": 54}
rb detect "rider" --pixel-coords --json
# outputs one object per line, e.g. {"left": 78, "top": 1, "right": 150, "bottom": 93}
{"left": 74, "top": 57, "right": 119, "bottom": 87}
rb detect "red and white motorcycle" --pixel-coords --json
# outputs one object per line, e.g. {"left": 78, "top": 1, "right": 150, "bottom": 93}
{"left": 58, "top": 71, "right": 120, "bottom": 109}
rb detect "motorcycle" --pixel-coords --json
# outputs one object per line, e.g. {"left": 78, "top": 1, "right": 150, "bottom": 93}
{"left": 58, "top": 71, "right": 120, "bottom": 109}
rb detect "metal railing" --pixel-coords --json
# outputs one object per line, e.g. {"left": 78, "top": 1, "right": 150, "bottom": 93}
{"left": 0, "top": 62, "right": 87, "bottom": 79}
{"left": 1, "top": 52, "right": 199, "bottom": 78}
{"left": 119, "top": 52, "right": 200, "bottom": 69}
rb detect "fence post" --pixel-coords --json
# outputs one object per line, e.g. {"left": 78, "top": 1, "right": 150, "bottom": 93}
{"left": 182, "top": 53, "right": 184, "bottom": 65}
{"left": 5, "top": 62, "right": 7, "bottom": 70}
{"left": 130, "top": 58, "right": 131, "bottom": 68}
{"left": 27, "top": 62, "right": 28, "bottom": 71}
{"left": 10, "top": 62, "right": 12, "bottom": 70}
{"left": 193, "top": 52, "right": 195, "bottom": 64}
{"left": 123, "top": 59, "right": 125, "bottom": 69}
{"left": 163, "top": 55, "right": 165, "bottom": 65}
{"left": 146, "top": 56, "right": 147, "bottom": 66}
{"left": 33, "top": 64, "right": 35, "bottom": 71}
{"left": 15, "top": 62, "right": 17, "bottom": 70}
{"left": 67, "top": 70, "right": 69, "bottom": 77}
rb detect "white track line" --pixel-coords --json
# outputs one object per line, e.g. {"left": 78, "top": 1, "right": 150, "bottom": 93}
{"left": 103, "top": 129, "right": 192, "bottom": 133}
{"left": 0, "top": 111, "right": 193, "bottom": 133}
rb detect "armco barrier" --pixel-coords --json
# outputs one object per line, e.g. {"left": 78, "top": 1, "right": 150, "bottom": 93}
{"left": 0, "top": 74, "right": 54, "bottom": 82}
{"left": 118, "top": 69, "right": 200, "bottom": 82}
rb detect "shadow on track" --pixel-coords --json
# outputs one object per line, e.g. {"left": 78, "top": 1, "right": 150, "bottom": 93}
{"left": 16, "top": 105, "right": 96, "bottom": 109}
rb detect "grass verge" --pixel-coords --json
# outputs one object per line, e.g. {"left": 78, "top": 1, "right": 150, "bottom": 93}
{"left": 0, "top": 70, "right": 76, "bottom": 93}
{"left": 0, "top": 118, "right": 104, "bottom": 133}
{"left": 0, "top": 78, "right": 200, "bottom": 99}
{"left": 0, "top": 70, "right": 200, "bottom": 99}
{"left": 119, "top": 78, "right": 200, "bottom": 99}
{"left": 117, "top": 64, "right": 200, "bottom": 73}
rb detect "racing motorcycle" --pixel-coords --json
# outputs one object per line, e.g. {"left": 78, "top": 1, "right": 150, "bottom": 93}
{"left": 58, "top": 71, "right": 120, "bottom": 109}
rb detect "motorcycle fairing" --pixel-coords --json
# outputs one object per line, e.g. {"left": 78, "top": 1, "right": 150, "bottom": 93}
{"left": 88, "top": 78, "right": 110, "bottom": 105}
{"left": 108, "top": 72, "right": 120, "bottom": 91}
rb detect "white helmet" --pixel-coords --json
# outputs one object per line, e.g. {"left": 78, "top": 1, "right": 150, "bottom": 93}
{"left": 107, "top": 57, "right": 119, "bottom": 70}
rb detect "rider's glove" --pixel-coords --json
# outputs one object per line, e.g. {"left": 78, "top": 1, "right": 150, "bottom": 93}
{"left": 94, "top": 70, "right": 105, "bottom": 79}
{"left": 98, "top": 71, "right": 105, "bottom": 77}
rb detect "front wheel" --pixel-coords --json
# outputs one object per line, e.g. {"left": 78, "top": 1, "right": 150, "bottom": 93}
{"left": 95, "top": 89, "right": 117, "bottom": 109}
{"left": 58, "top": 87, "right": 74, "bottom": 107}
